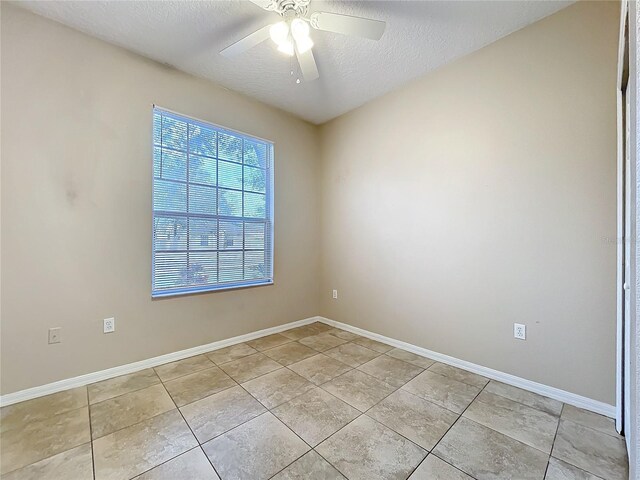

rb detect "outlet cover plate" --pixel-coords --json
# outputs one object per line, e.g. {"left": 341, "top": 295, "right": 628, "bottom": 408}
{"left": 514, "top": 323, "right": 526, "bottom": 340}
{"left": 104, "top": 317, "right": 115, "bottom": 334}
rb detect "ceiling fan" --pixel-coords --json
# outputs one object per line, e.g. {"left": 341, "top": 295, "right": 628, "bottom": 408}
{"left": 220, "top": 0, "right": 386, "bottom": 82}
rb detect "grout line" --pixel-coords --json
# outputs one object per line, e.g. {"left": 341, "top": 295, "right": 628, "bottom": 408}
{"left": 308, "top": 449, "right": 349, "bottom": 479}
{"left": 479, "top": 383, "right": 563, "bottom": 416}
{"left": 200, "top": 443, "right": 223, "bottom": 480}
{"left": 458, "top": 412, "right": 557, "bottom": 457}
{"left": 90, "top": 388, "right": 180, "bottom": 442}
{"left": 544, "top": 409, "right": 563, "bottom": 480}
{"left": 283, "top": 353, "right": 355, "bottom": 382}
{"left": 396, "top": 384, "right": 468, "bottom": 417}
{"left": 165, "top": 370, "right": 243, "bottom": 409}
{"left": 131, "top": 445, "right": 203, "bottom": 479}
{"left": 264, "top": 418, "right": 315, "bottom": 478}
{"left": 87, "top": 372, "right": 164, "bottom": 407}
{"left": 89, "top": 380, "right": 163, "bottom": 406}
{"left": 557, "top": 414, "right": 624, "bottom": 439}
{"left": 152, "top": 356, "right": 216, "bottom": 383}
{"left": 197, "top": 409, "right": 270, "bottom": 447}
{"left": 87, "top": 388, "right": 96, "bottom": 480}
{"left": 172, "top": 390, "right": 226, "bottom": 480}
{"left": 238, "top": 376, "right": 313, "bottom": 412}
{"left": 424, "top": 374, "right": 489, "bottom": 480}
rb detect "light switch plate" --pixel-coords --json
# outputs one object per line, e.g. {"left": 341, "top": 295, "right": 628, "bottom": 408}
{"left": 48, "top": 327, "right": 61, "bottom": 344}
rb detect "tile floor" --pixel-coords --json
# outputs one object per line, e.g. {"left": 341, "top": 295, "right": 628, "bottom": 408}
{"left": 0, "top": 322, "right": 629, "bottom": 480}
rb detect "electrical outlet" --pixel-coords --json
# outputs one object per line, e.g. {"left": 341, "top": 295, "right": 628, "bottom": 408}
{"left": 514, "top": 323, "right": 526, "bottom": 340}
{"left": 48, "top": 327, "right": 61, "bottom": 344}
{"left": 103, "top": 317, "right": 115, "bottom": 334}
{"left": 332, "top": 289, "right": 338, "bottom": 299}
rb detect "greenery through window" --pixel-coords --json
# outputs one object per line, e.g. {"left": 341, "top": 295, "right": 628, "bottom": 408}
{"left": 152, "top": 107, "right": 273, "bottom": 296}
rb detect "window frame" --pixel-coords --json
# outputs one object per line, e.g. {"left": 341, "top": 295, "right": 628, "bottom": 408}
{"left": 151, "top": 105, "right": 274, "bottom": 298}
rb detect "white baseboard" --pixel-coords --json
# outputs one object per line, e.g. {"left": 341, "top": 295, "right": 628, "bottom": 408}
{"left": 0, "top": 316, "right": 320, "bottom": 407}
{"left": 318, "top": 317, "right": 616, "bottom": 418}
{"left": 1, "top": 315, "right": 616, "bottom": 418}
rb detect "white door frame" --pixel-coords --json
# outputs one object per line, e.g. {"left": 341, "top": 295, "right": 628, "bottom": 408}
{"left": 629, "top": 2, "right": 639, "bottom": 476}
{"left": 616, "top": 0, "right": 629, "bottom": 436}
{"left": 620, "top": 1, "right": 639, "bottom": 477}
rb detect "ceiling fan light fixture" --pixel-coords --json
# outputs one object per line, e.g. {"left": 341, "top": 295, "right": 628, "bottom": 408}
{"left": 269, "top": 21, "right": 289, "bottom": 45}
{"left": 277, "top": 39, "right": 295, "bottom": 56}
{"left": 291, "top": 18, "right": 310, "bottom": 39}
{"left": 294, "top": 35, "right": 313, "bottom": 54}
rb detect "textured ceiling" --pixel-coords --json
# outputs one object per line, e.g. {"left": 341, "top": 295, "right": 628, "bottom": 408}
{"left": 14, "top": 0, "right": 572, "bottom": 124}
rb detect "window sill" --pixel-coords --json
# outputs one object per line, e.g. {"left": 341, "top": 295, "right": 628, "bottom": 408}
{"left": 151, "top": 279, "right": 273, "bottom": 299}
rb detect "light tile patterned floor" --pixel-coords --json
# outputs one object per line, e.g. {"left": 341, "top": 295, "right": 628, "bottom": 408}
{"left": 0, "top": 322, "right": 629, "bottom": 480}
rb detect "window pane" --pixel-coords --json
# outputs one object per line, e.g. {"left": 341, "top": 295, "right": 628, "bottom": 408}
{"left": 244, "top": 192, "right": 266, "bottom": 218}
{"left": 188, "top": 252, "right": 217, "bottom": 285}
{"left": 153, "top": 113, "right": 162, "bottom": 146}
{"left": 153, "top": 146, "right": 161, "bottom": 178}
{"left": 154, "top": 216, "right": 187, "bottom": 251}
{"left": 218, "top": 161, "right": 243, "bottom": 190}
{"left": 244, "top": 139, "right": 267, "bottom": 167}
{"left": 219, "top": 252, "right": 243, "bottom": 283}
{"left": 161, "top": 116, "right": 187, "bottom": 150}
{"left": 156, "top": 149, "right": 187, "bottom": 182}
{"left": 189, "top": 218, "right": 217, "bottom": 251}
{"left": 243, "top": 165, "right": 266, "bottom": 193}
{"left": 244, "top": 251, "right": 265, "bottom": 280}
{"left": 244, "top": 222, "right": 265, "bottom": 249}
{"left": 189, "top": 124, "right": 216, "bottom": 157}
{"left": 154, "top": 252, "right": 187, "bottom": 290}
{"left": 189, "top": 184, "right": 217, "bottom": 215}
{"left": 152, "top": 109, "right": 273, "bottom": 295}
{"left": 218, "top": 188, "right": 242, "bottom": 217}
{"left": 189, "top": 155, "right": 216, "bottom": 186}
{"left": 219, "top": 221, "right": 243, "bottom": 250}
{"left": 154, "top": 179, "right": 186, "bottom": 213}
{"left": 218, "top": 132, "right": 242, "bottom": 162}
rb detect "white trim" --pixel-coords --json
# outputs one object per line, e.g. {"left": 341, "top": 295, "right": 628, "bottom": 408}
{"left": 0, "top": 316, "right": 319, "bottom": 407}
{"left": 615, "top": 0, "right": 628, "bottom": 433}
{"left": 318, "top": 317, "right": 616, "bottom": 418}
{"left": 616, "top": 0, "right": 631, "bottom": 433}
{"left": 629, "top": 0, "right": 640, "bottom": 475}
{"left": 0, "top": 314, "right": 616, "bottom": 418}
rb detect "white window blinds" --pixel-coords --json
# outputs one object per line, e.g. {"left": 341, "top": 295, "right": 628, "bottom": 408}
{"left": 152, "top": 107, "right": 274, "bottom": 297}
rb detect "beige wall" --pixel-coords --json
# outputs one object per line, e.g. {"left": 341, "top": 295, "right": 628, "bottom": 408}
{"left": 0, "top": 4, "right": 320, "bottom": 394}
{"left": 319, "top": 1, "right": 619, "bottom": 404}
{"left": 0, "top": 1, "right": 620, "bottom": 404}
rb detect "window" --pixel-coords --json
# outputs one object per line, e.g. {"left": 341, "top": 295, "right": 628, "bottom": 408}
{"left": 152, "top": 107, "right": 273, "bottom": 297}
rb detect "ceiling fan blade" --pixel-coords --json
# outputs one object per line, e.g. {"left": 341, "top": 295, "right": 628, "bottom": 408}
{"left": 220, "top": 24, "right": 273, "bottom": 57}
{"left": 309, "top": 12, "right": 385, "bottom": 40}
{"left": 249, "top": 0, "right": 278, "bottom": 11}
{"left": 295, "top": 46, "right": 319, "bottom": 82}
